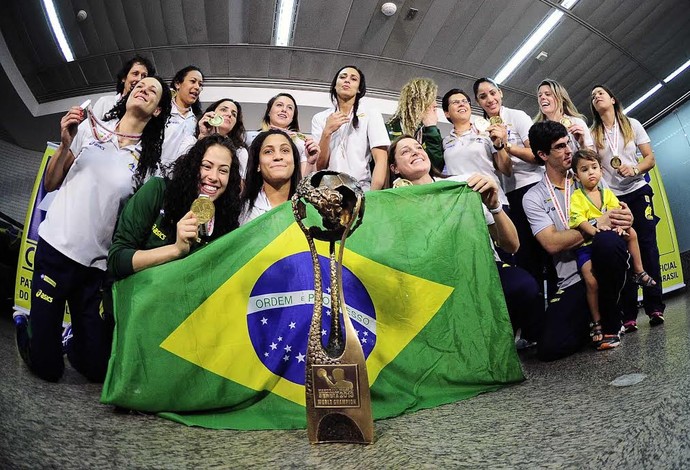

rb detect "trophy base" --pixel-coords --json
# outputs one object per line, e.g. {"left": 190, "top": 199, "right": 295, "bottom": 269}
{"left": 310, "top": 413, "right": 372, "bottom": 444}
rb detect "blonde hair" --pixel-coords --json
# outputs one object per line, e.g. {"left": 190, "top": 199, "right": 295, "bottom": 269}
{"left": 589, "top": 84, "right": 635, "bottom": 150}
{"left": 534, "top": 79, "right": 586, "bottom": 123}
{"left": 390, "top": 78, "right": 438, "bottom": 136}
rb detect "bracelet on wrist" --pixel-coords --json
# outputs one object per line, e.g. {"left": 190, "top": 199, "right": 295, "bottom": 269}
{"left": 489, "top": 205, "right": 503, "bottom": 214}
{"left": 493, "top": 142, "right": 504, "bottom": 151}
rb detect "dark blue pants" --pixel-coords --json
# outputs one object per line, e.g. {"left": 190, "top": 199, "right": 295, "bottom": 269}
{"left": 26, "top": 238, "right": 112, "bottom": 382}
{"left": 497, "top": 262, "right": 542, "bottom": 342}
{"left": 618, "top": 184, "right": 665, "bottom": 319}
{"left": 508, "top": 183, "right": 549, "bottom": 285}
{"left": 538, "top": 231, "right": 629, "bottom": 361}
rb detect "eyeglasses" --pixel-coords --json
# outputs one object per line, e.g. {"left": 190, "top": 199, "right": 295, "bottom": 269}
{"left": 550, "top": 139, "right": 571, "bottom": 151}
{"left": 450, "top": 99, "right": 470, "bottom": 106}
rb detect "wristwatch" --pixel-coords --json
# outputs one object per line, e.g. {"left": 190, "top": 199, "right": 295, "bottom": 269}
{"left": 633, "top": 166, "right": 640, "bottom": 176}
{"left": 589, "top": 218, "right": 598, "bottom": 227}
{"left": 505, "top": 142, "right": 512, "bottom": 150}
{"left": 493, "top": 142, "right": 505, "bottom": 150}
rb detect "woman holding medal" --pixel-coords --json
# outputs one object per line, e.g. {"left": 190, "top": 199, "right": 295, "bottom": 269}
{"left": 590, "top": 85, "right": 665, "bottom": 330}
{"left": 178, "top": 98, "right": 249, "bottom": 178}
{"left": 441, "top": 88, "right": 512, "bottom": 207}
{"left": 240, "top": 129, "right": 302, "bottom": 224}
{"left": 535, "top": 79, "right": 594, "bottom": 153}
{"left": 249, "top": 93, "right": 319, "bottom": 176}
{"left": 15, "top": 76, "right": 171, "bottom": 382}
{"left": 386, "top": 78, "right": 444, "bottom": 171}
{"left": 388, "top": 135, "right": 541, "bottom": 345}
{"left": 160, "top": 65, "right": 204, "bottom": 169}
{"left": 108, "top": 134, "right": 242, "bottom": 278}
{"left": 473, "top": 78, "right": 545, "bottom": 282}
{"left": 312, "top": 65, "right": 390, "bottom": 191}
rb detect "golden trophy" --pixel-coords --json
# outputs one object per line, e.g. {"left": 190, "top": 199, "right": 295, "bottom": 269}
{"left": 291, "top": 170, "right": 373, "bottom": 444}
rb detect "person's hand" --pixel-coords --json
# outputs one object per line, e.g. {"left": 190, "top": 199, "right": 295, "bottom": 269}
{"left": 617, "top": 164, "right": 636, "bottom": 177}
{"left": 488, "top": 124, "right": 508, "bottom": 147}
{"left": 466, "top": 173, "right": 499, "bottom": 210}
{"left": 198, "top": 111, "right": 215, "bottom": 137}
{"left": 613, "top": 226, "right": 628, "bottom": 237}
{"left": 324, "top": 111, "right": 350, "bottom": 136}
{"left": 304, "top": 137, "right": 320, "bottom": 164}
{"left": 600, "top": 202, "right": 633, "bottom": 230}
{"left": 175, "top": 211, "right": 198, "bottom": 257}
{"left": 421, "top": 104, "right": 438, "bottom": 127}
{"left": 568, "top": 123, "right": 586, "bottom": 147}
{"left": 60, "top": 106, "right": 85, "bottom": 147}
{"left": 598, "top": 224, "right": 612, "bottom": 231}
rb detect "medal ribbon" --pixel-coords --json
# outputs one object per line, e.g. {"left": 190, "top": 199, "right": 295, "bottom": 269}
{"left": 86, "top": 106, "right": 143, "bottom": 143}
{"left": 603, "top": 119, "right": 619, "bottom": 159}
{"left": 544, "top": 172, "right": 571, "bottom": 229}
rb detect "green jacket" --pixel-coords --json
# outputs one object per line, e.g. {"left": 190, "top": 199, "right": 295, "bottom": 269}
{"left": 386, "top": 117, "right": 444, "bottom": 171}
{"left": 108, "top": 177, "right": 173, "bottom": 279}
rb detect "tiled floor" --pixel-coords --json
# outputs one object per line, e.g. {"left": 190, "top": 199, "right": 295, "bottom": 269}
{"left": 1, "top": 290, "right": 689, "bottom": 468}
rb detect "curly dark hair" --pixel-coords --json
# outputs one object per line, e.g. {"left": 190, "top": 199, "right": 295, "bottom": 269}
{"left": 262, "top": 93, "right": 300, "bottom": 131}
{"left": 162, "top": 135, "right": 242, "bottom": 240}
{"left": 115, "top": 55, "right": 156, "bottom": 94}
{"left": 171, "top": 65, "right": 203, "bottom": 116}
{"left": 242, "top": 129, "right": 302, "bottom": 215}
{"left": 103, "top": 76, "right": 172, "bottom": 188}
{"left": 329, "top": 65, "right": 366, "bottom": 129}
{"left": 198, "top": 98, "right": 247, "bottom": 151}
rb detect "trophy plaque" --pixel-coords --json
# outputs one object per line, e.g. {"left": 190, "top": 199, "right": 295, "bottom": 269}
{"left": 292, "top": 170, "right": 373, "bottom": 444}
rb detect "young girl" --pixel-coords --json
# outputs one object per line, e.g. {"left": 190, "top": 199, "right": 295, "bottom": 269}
{"left": 569, "top": 149, "right": 656, "bottom": 349}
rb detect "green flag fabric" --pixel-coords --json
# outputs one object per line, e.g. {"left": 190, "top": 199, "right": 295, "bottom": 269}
{"left": 101, "top": 181, "right": 524, "bottom": 429}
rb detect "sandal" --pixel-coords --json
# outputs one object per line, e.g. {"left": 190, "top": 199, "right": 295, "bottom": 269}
{"left": 590, "top": 321, "right": 603, "bottom": 346}
{"left": 632, "top": 271, "right": 657, "bottom": 287}
{"left": 596, "top": 334, "right": 621, "bottom": 351}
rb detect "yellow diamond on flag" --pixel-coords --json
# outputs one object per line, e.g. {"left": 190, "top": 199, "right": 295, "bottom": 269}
{"left": 160, "top": 223, "right": 453, "bottom": 406}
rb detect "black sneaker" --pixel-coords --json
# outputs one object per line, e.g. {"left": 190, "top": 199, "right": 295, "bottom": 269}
{"left": 13, "top": 313, "right": 31, "bottom": 364}
{"left": 649, "top": 312, "right": 665, "bottom": 326}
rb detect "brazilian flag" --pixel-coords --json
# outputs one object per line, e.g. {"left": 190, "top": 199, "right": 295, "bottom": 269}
{"left": 101, "top": 181, "right": 524, "bottom": 429}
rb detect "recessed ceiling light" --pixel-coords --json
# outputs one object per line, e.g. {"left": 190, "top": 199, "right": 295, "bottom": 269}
{"left": 273, "top": 0, "right": 299, "bottom": 47}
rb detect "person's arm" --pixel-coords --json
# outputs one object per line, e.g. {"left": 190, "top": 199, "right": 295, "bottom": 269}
{"left": 45, "top": 106, "right": 84, "bottom": 191}
{"left": 492, "top": 146, "right": 513, "bottom": 177}
{"left": 487, "top": 210, "right": 519, "bottom": 254}
{"left": 618, "top": 142, "right": 655, "bottom": 177}
{"left": 535, "top": 225, "right": 585, "bottom": 255}
{"left": 130, "top": 211, "right": 198, "bottom": 272}
{"left": 598, "top": 202, "right": 633, "bottom": 231}
{"left": 314, "top": 111, "right": 349, "bottom": 170}
{"left": 370, "top": 147, "right": 388, "bottom": 190}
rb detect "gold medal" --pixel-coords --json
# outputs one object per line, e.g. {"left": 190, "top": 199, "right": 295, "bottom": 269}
{"left": 560, "top": 117, "right": 572, "bottom": 128}
{"left": 208, "top": 115, "right": 224, "bottom": 127}
{"left": 489, "top": 116, "right": 503, "bottom": 126}
{"left": 474, "top": 117, "right": 490, "bottom": 133}
{"left": 190, "top": 195, "right": 215, "bottom": 225}
{"left": 392, "top": 178, "right": 413, "bottom": 188}
{"left": 610, "top": 156, "right": 622, "bottom": 169}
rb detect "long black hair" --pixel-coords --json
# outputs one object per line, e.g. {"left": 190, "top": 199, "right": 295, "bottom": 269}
{"left": 262, "top": 93, "right": 300, "bottom": 131}
{"left": 115, "top": 55, "right": 156, "bottom": 94}
{"left": 103, "top": 76, "right": 172, "bottom": 188}
{"left": 199, "top": 98, "right": 247, "bottom": 151}
{"left": 329, "top": 65, "right": 366, "bottom": 129}
{"left": 171, "top": 65, "right": 203, "bottom": 116}
{"left": 242, "top": 129, "right": 302, "bottom": 215}
{"left": 162, "top": 134, "right": 242, "bottom": 240}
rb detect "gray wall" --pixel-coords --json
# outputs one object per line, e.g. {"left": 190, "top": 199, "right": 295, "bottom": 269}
{"left": 0, "top": 139, "right": 43, "bottom": 224}
{"left": 647, "top": 101, "right": 690, "bottom": 253}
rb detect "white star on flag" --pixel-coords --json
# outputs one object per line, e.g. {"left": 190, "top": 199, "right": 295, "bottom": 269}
{"left": 284, "top": 345, "right": 292, "bottom": 352}
{"left": 264, "top": 352, "right": 269, "bottom": 357}
{"left": 270, "top": 342, "right": 277, "bottom": 350}
{"left": 296, "top": 352, "right": 306, "bottom": 363}
{"left": 289, "top": 321, "right": 296, "bottom": 329}
{"left": 321, "top": 329, "right": 327, "bottom": 336}
{"left": 261, "top": 317, "right": 268, "bottom": 325}
{"left": 277, "top": 336, "right": 283, "bottom": 342}
{"left": 283, "top": 355, "right": 290, "bottom": 362}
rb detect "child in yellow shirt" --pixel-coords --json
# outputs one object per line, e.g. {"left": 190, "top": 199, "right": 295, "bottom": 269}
{"left": 569, "top": 149, "right": 656, "bottom": 348}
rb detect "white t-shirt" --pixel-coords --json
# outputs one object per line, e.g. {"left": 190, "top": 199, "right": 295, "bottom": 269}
{"left": 238, "top": 189, "right": 274, "bottom": 225}
{"left": 92, "top": 94, "right": 121, "bottom": 120}
{"left": 443, "top": 128, "right": 508, "bottom": 206}
{"left": 39, "top": 121, "right": 140, "bottom": 270}
{"left": 160, "top": 101, "right": 197, "bottom": 169}
{"left": 523, "top": 175, "right": 580, "bottom": 290}
{"left": 597, "top": 118, "right": 650, "bottom": 196}
{"left": 311, "top": 101, "right": 390, "bottom": 191}
{"left": 497, "top": 106, "right": 544, "bottom": 193}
